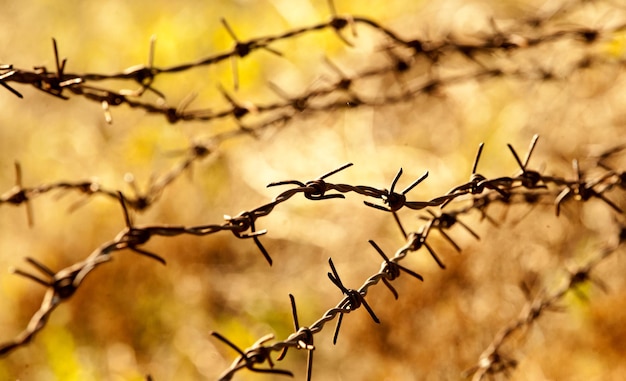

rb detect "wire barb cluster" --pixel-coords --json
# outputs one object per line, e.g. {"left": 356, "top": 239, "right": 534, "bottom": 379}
{"left": 2, "top": 0, "right": 626, "bottom": 133}
{"left": 2, "top": 133, "right": 624, "bottom": 379}
{"left": 200, "top": 137, "right": 626, "bottom": 381}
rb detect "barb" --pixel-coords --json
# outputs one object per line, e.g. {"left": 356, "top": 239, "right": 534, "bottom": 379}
{"left": 276, "top": 294, "right": 315, "bottom": 381}
{"left": 0, "top": 162, "right": 33, "bottom": 227}
{"left": 327, "top": 257, "right": 380, "bottom": 344}
{"left": 221, "top": 18, "right": 283, "bottom": 91}
{"left": 0, "top": 66, "right": 23, "bottom": 98}
{"left": 114, "top": 191, "right": 168, "bottom": 265}
{"left": 211, "top": 332, "right": 294, "bottom": 380}
{"left": 0, "top": 255, "right": 110, "bottom": 356}
{"left": 442, "top": 142, "right": 510, "bottom": 208}
{"left": 368, "top": 240, "right": 423, "bottom": 300}
{"left": 117, "top": 35, "right": 163, "bottom": 99}
{"left": 507, "top": 134, "right": 546, "bottom": 190}
{"left": 554, "top": 159, "right": 623, "bottom": 216}
{"left": 420, "top": 209, "right": 480, "bottom": 253}
{"left": 364, "top": 169, "right": 433, "bottom": 212}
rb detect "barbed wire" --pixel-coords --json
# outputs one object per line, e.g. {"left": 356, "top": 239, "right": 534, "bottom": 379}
{"left": 1, "top": 0, "right": 625, "bottom": 129}
{"left": 0, "top": 1, "right": 626, "bottom": 221}
{"left": 463, "top": 237, "right": 625, "bottom": 380}
{"left": 1, "top": 0, "right": 624, "bottom": 223}
{"left": 1, "top": 134, "right": 624, "bottom": 380}
{"left": 2, "top": 1, "right": 626, "bottom": 379}
{"left": 206, "top": 141, "right": 626, "bottom": 381}
{"left": 0, "top": 139, "right": 215, "bottom": 225}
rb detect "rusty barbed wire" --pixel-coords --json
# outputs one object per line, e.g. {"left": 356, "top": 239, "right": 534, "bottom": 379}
{"left": 2, "top": 134, "right": 624, "bottom": 381}
{"left": 205, "top": 138, "right": 626, "bottom": 380}
{"left": 2, "top": 0, "right": 624, "bottom": 225}
{"left": 0, "top": 137, "right": 216, "bottom": 221}
{"left": 465, "top": 231, "right": 625, "bottom": 381}
{"left": 3, "top": 1, "right": 626, "bottom": 379}
{"left": 1, "top": 0, "right": 626, "bottom": 130}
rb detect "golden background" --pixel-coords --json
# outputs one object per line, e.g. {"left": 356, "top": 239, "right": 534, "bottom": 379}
{"left": 0, "top": 0, "right": 625, "bottom": 380}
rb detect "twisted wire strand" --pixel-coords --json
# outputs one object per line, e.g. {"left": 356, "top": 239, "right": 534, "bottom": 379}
{"left": 1, "top": 0, "right": 625, "bottom": 127}
{"left": 2, "top": 135, "right": 623, "bottom": 380}
{"left": 466, "top": 238, "right": 624, "bottom": 380}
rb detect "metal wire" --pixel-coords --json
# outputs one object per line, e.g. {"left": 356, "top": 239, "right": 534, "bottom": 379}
{"left": 1, "top": 1, "right": 626, "bottom": 379}
{"left": 1, "top": 135, "right": 625, "bottom": 380}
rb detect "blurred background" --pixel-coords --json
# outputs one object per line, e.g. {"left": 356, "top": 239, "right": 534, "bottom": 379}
{"left": 0, "top": 0, "right": 625, "bottom": 380}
